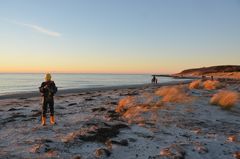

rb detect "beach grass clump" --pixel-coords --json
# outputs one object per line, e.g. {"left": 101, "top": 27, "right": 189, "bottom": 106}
{"left": 122, "top": 104, "right": 149, "bottom": 124}
{"left": 116, "top": 96, "right": 135, "bottom": 113}
{"left": 210, "top": 90, "right": 239, "bottom": 109}
{"left": 155, "top": 85, "right": 191, "bottom": 103}
{"left": 203, "top": 80, "right": 222, "bottom": 90}
{"left": 189, "top": 80, "right": 202, "bottom": 89}
{"left": 210, "top": 92, "right": 223, "bottom": 105}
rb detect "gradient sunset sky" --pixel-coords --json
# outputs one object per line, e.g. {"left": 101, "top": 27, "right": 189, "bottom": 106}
{"left": 0, "top": 0, "right": 240, "bottom": 74}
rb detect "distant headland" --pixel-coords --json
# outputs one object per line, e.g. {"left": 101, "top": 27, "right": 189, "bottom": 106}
{"left": 175, "top": 65, "right": 240, "bottom": 79}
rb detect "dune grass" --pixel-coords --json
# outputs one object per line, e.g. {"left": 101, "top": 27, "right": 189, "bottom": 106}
{"left": 116, "top": 96, "right": 135, "bottom": 113}
{"left": 155, "top": 85, "right": 192, "bottom": 103}
{"left": 203, "top": 80, "right": 222, "bottom": 90}
{"left": 210, "top": 90, "right": 239, "bottom": 109}
{"left": 189, "top": 80, "right": 202, "bottom": 89}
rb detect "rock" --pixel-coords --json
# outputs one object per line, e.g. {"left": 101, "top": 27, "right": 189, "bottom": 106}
{"left": 85, "top": 98, "right": 94, "bottom": 101}
{"left": 57, "top": 106, "right": 66, "bottom": 109}
{"left": 91, "top": 94, "right": 101, "bottom": 97}
{"left": 109, "top": 102, "right": 118, "bottom": 105}
{"left": 181, "top": 134, "right": 191, "bottom": 138}
{"left": 191, "top": 128, "right": 201, "bottom": 134}
{"left": 160, "top": 145, "right": 185, "bottom": 159}
{"left": 62, "top": 121, "right": 129, "bottom": 143}
{"left": 31, "top": 109, "right": 39, "bottom": 112}
{"left": 129, "top": 91, "right": 139, "bottom": 96}
{"left": 8, "top": 108, "right": 18, "bottom": 111}
{"left": 31, "top": 111, "right": 42, "bottom": 117}
{"left": 78, "top": 122, "right": 129, "bottom": 143}
{"left": 111, "top": 139, "right": 128, "bottom": 146}
{"left": 92, "top": 107, "right": 107, "bottom": 112}
{"left": 30, "top": 143, "right": 52, "bottom": 153}
{"left": 95, "top": 148, "right": 111, "bottom": 158}
{"left": 30, "top": 144, "right": 42, "bottom": 153}
{"left": 128, "top": 138, "right": 137, "bottom": 142}
{"left": 42, "top": 139, "right": 53, "bottom": 143}
{"left": 120, "top": 92, "right": 139, "bottom": 96}
{"left": 79, "top": 127, "right": 118, "bottom": 142}
{"left": 68, "top": 103, "right": 77, "bottom": 106}
{"left": 1, "top": 118, "right": 16, "bottom": 125}
{"left": 29, "top": 139, "right": 55, "bottom": 154}
{"left": 18, "top": 97, "right": 27, "bottom": 100}
{"left": 195, "top": 144, "right": 208, "bottom": 154}
{"left": 72, "top": 156, "right": 82, "bottom": 159}
{"left": 11, "top": 113, "right": 27, "bottom": 118}
{"left": 106, "top": 110, "right": 120, "bottom": 120}
{"left": 105, "top": 140, "right": 112, "bottom": 150}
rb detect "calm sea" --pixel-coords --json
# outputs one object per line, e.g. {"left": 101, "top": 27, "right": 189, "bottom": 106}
{"left": 0, "top": 73, "right": 181, "bottom": 96}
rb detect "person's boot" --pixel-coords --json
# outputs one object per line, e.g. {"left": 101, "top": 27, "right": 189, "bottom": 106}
{"left": 50, "top": 115, "right": 55, "bottom": 125}
{"left": 41, "top": 116, "right": 46, "bottom": 126}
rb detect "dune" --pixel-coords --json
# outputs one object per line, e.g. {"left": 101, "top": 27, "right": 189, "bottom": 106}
{"left": 175, "top": 65, "right": 240, "bottom": 80}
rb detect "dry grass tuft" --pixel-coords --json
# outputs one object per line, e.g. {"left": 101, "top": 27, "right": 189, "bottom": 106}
{"left": 233, "top": 151, "right": 240, "bottom": 159}
{"left": 155, "top": 85, "right": 192, "bottom": 103}
{"left": 122, "top": 104, "right": 150, "bottom": 124}
{"left": 210, "top": 92, "right": 223, "bottom": 105}
{"left": 210, "top": 90, "right": 239, "bottom": 109}
{"left": 115, "top": 92, "right": 167, "bottom": 124}
{"left": 189, "top": 80, "right": 202, "bottom": 89}
{"left": 203, "top": 80, "right": 222, "bottom": 90}
{"left": 116, "top": 96, "right": 135, "bottom": 113}
{"left": 227, "top": 135, "right": 238, "bottom": 142}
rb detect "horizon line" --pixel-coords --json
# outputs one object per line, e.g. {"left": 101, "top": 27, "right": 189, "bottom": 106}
{"left": 0, "top": 72, "right": 159, "bottom": 75}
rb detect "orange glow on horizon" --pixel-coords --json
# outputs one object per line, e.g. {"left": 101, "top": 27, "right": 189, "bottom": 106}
{"left": 0, "top": 65, "right": 177, "bottom": 74}
{"left": 0, "top": 51, "right": 183, "bottom": 74}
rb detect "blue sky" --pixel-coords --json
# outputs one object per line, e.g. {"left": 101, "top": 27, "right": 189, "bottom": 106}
{"left": 0, "top": 0, "right": 240, "bottom": 73}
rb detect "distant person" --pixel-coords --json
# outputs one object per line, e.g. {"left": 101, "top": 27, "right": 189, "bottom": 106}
{"left": 202, "top": 75, "right": 206, "bottom": 81}
{"left": 39, "top": 73, "right": 58, "bottom": 126}
{"left": 151, "top": 75, "right": 158, "bottom": 84}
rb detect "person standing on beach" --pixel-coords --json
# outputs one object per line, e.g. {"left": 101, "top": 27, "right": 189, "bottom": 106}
{"left": 151, "top": 75, "right": 158, "bottom": 84}
{"left": 39, "top": 73, "right": 58, "bottom": 126}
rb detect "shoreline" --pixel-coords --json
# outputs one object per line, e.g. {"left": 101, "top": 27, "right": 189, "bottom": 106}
{"left": 0, "top": 80, "right": 192, "bottom": 100}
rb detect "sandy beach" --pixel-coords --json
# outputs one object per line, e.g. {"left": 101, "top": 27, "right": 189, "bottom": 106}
{"left": 0, "top": 80, "right": 239, "bottom": 159}
{"left": 1, "top": 0, "right": 240, "bottom": 158}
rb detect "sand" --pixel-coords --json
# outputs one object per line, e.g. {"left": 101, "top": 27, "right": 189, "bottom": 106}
{"left": 0, "top": 80, "right": 239, "bottom": 159}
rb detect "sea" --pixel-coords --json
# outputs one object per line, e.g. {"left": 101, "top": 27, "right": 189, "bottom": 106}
{"left": 0, "top": 73, "right": 182, "bottom": 96}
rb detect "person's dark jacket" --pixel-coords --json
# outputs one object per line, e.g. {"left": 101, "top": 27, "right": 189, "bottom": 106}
{"left": 39, "top": 81, "right": 58, "bottom": 98}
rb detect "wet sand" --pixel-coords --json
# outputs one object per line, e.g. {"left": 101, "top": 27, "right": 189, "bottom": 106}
{"left": 0, "top": 81, "right": 190, "bottom": 100}
{"left": 0, "top": 80, "right": 239, "bottom": 159}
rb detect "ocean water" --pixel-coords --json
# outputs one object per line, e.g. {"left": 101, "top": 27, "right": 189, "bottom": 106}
{"left": 0, "top": 73, "right": 181, "bottom": 96}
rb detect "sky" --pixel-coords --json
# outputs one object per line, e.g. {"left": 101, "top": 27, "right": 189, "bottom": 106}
{"left": 0, "top": 0, "right": 240, "bottom": 74}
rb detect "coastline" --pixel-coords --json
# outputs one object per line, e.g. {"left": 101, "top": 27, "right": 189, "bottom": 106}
{"left": 0, "top": 80, "right": 192, "bottom": 100}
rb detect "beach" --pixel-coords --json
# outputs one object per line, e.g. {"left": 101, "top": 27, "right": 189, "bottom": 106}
{"left": 1, "top": 0, "right": 240, "bottom": 158}
{"left": 0, "top": 80, "right": 240, "bottom": 159}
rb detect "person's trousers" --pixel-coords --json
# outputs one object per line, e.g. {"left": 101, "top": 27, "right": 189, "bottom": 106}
{"left": 42, "top": 98, "right": 54, "bottom": 117}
